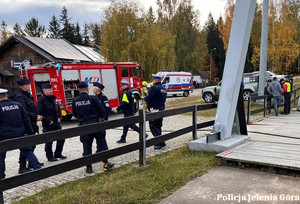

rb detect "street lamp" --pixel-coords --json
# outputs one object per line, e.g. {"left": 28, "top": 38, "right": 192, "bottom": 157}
{"left": 210, "top": 48, "right": 216, "bottom": 81}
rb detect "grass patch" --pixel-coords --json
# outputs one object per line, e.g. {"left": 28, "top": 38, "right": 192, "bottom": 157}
{"left": 165, "top": 95, "right": 204, "bottom": 109}
{"left": 166, "top": 95, "right": 217, "bottom": 117}
{"left": 16, "top": 147, "right": 216, "bottom": 204}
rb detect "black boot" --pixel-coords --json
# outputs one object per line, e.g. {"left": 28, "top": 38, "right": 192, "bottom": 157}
{"left": 18, "top": 160, "right": 31, "bottom": 174}
{"left": 86, "top": 165, "right": 93, "bottom": 174}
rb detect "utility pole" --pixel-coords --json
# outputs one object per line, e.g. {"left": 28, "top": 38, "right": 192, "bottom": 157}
{"left": 258, "top": 0, "right": 269, "bottom": 96}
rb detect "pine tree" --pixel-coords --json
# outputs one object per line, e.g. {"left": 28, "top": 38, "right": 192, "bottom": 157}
{"left": 48, "top": 15, "right": 61, "bottom": 38}
{"left": 59, "top": 6, "right": 74, "bottom": 42}
{"left": 74, "top": 22, "right": 83, "bottom": 45}
{"left": 205, "top": 13, "right": 225, "bottom": 79}
{"left": 13, "top": 23, "right": 23, "bottom": 36}
{"left": 146, "top": 7, "right": 155, "bottom": 25}
{"left": 24, "top": 17, "right": 45, "bottom": 37}
{"left": 0, "top": 20, "right": 10, "bottom": 43}
{"left": 82, "top": 23, "right": 90, "bottom": 46}
{"left": 89, "top": 23, "right": 101, "bottom": 46}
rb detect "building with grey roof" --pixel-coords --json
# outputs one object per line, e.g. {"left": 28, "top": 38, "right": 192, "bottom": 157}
{"left": 0, "top": 36, "right": 105, "bottom": 93}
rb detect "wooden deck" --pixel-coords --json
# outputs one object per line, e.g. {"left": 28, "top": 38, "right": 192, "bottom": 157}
{"left": 216, "top": 110, "right": 300, "bottom": 171}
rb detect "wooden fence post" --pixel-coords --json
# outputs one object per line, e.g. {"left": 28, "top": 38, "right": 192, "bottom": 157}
{"left": 247, "top": 97, "right": 251, "bottom": 124}
{"left": 192, "top": 105, "right": 197, "bottom": 140}
{"left": 0, "top": 191, "right": 3, "bottom": 204}
{"left": 139, "top": 109, "right": 146, "bottom": 166}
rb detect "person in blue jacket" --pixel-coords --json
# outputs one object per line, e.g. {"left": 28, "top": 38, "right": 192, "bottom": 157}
{"left": 11, "top": 78, "right": 44, "bottom": 173}
{"left": 114, "top": 81, "right": 140, "bottom": 143}
{"left": 37, "top": 84, "right": 66, "bottom": 162}
{"left": 144, "top": 74, "right": 167, "bottom": 149}
{"left": 0, "top": 88, "right": 41, "bottom": 179}
{"left": 72, "top": 82, "right": 114, "bottom": 174}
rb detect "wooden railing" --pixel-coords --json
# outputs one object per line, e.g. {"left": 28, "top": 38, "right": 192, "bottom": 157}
{"left": 247, "top": 87, "right": 300, "bottom": 124}
{"left": 0, "top": 103, "right": 217, "bottom": 204}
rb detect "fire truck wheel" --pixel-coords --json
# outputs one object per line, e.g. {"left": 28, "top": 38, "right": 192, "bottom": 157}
{"left": 134, "top": 96, "right": 140, "bottom": 112}
{"left": 62, "top": 114, "right": 73, "bottom": 121}
{"left": 183, "top": 91, "right": 189, "bottom": 97}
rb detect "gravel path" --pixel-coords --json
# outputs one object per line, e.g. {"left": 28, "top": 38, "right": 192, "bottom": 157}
{"left": 3, "top": 90, "right": 213, "bottom": 203}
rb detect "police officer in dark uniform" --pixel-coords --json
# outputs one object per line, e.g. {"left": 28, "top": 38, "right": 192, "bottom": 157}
{"left": 11, "top": 78, "right": 44, "bottom": 173}
{"left": 144, "top": 74, "right": 167, "bottom": 149}
{"left": 0, "top": 88, "right": 41, "bottom": 179}
{"left": 37, "top": 84, "right": 66, "bottom": 161}
{"left": 72, "top": 82, "right": 114, "bottom": 174}
{"left": 92, "top": 82, "right": 111, "bottom": 121}
{"left": 114, "top": 81, "right": 140, "bottom": 143}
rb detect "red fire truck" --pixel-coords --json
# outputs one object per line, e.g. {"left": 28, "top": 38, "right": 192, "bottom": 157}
{"left": 19, "top": 62, "right": 144, "bottom": 120}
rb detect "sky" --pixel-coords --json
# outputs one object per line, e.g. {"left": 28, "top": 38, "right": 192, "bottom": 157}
{"left": 0, "top": 0, "right": 228, "bottom": 30}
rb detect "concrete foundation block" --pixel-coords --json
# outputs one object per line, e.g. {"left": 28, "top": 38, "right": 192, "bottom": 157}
{"left": 189, "top": 134, "right": 250, "bottom": 153}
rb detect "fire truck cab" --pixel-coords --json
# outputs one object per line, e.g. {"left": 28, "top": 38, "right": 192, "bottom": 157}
{"left": 20, "top": 62, "right": 143, "bottom": 120}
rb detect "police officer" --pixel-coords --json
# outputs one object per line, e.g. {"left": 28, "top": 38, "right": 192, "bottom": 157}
{"left": 72, "top": 82, "right": 114, "bottom": 174}
{"left": 11, "top": 78, "right": 43, "bottom": 173}
{"left": 92, "top": 82, "right": 111, "bottom": 121}
{"left": 0, "top": 88, "right": 41, "bottom": 179}
{"left": 37, "top": 84, "right": 66, "bottom": 161}
{"left": 144, "top": 74, "right": 167, "bottom": 149}
{"left": 282, "top": 75, "right": 292, "bottom": 114}
{"left": 114, "top": 81, "right": 140, "bottom": 143}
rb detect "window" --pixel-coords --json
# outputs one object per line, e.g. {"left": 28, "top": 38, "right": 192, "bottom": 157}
{"left": 121, "top": 68, "right": 128, "bottom": 77}
{"left": 162, "top": 77, "right": 170, "bottom": 84}
{"left": 132, "top": 67, "right": 141, "bottom": 78}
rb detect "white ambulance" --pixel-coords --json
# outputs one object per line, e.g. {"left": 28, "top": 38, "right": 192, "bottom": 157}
{"left": 156, "top": 71, "right": 193, "bottom": 97}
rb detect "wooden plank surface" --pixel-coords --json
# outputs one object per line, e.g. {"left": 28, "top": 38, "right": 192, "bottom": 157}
{"left": 218, "top": 111, "right": 300, "bottom": 170}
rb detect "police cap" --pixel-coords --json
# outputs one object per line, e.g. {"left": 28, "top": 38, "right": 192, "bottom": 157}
{"left": 152, "top": 74, "right": 162, "bottom": 80}
{"left": 0, "top": 88, "right": 8, "bottom": 95}
{"left": 93, "top": 82, "right": 105, "bottom": 90}
{"left": 121, "top": 81, "right": 129, "bottom": 86}
{"left": 78, "top": 81, "right": 88, "bottom": 88}
{"left": 17, "top": 78, "right": 30, "bottom": 86}
{"left": 41, "top": 84, "right": 52, "bottom": 89}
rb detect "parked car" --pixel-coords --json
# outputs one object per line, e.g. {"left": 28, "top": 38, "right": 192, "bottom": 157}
{"left": 251, "top": 70, "right": 285, "bottom": 80}
{"left": 202, "top": 74, "right": 258, "bottom": 103}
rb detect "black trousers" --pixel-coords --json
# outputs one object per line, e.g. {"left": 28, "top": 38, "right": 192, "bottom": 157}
{"left": 284, "top": 92, "right": 291, "bottom": 114}
{"left": 149, "top": 118, "right": 166, "bottom": 147}
{"left": 121, "top": 113, "right": 140, "bottom": 141}
{"left": 43, "top": 122, "right": 65, "bottom": 159}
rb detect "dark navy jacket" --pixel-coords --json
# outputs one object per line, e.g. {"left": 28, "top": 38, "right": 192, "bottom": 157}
{"left": 11, "top": 89, "right": 38, "bottom": 131}
{"left": 96, "top": 94, "right": 111, "bottom": 121}
{"left": 144, "top": 82, "right": 167, "bottom": 111}
{"left": 37, "top": 95, "right": 61, "bottom": 128}
{"left": 72, "top": 92, "right": 106, "bottom": 124}
{"left": 116, "top": 88, "right": 135, "bottom": 116}
{"left": 0, "top": 99, "right": 33, "bottom": 141}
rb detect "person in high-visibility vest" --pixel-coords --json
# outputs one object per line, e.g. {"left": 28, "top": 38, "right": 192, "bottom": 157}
{"left": 282, "top": 75, "right": 292, "bottom": 115}
{"left": 114, "top": 81, "right": 140, "bottom": 143}
{"left": 141, "top": 81, "right": 148, "bottom": 110}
